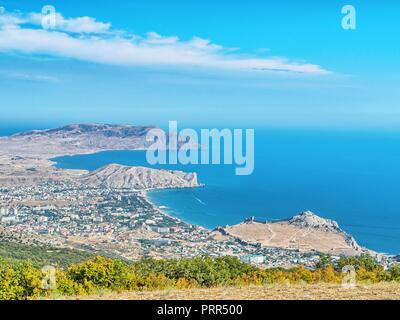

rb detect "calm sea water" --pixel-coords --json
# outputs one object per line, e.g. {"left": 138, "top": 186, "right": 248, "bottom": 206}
{"left": 53, "top": 129, "right": 400, "bottom": 255}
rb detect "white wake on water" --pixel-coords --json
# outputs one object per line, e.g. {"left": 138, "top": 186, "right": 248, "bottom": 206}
{"left": 193, "top": 195, "right": 207, "bottom": 206}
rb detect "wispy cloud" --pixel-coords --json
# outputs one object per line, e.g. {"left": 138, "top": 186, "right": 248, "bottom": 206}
{"left": 0, "top": 71, "right": 60, "bottom": 82}
{"left": 0, "top": 10, "right": 329, "bottom": 75}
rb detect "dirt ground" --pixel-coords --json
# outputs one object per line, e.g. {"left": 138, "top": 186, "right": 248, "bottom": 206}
{"left": 66, "top": 283, "right": 400, "bottom": 300}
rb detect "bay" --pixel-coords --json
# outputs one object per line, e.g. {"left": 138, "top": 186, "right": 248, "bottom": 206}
{"left": 53, "top": 129, "right": 400, "bottom": 255}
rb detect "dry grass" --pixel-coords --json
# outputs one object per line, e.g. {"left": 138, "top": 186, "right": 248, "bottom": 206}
{"left": 63, "top": 283, "right": 400, "bottom": 300}
{"left": 223, "top": 221, "right": 359, "bottom": 256}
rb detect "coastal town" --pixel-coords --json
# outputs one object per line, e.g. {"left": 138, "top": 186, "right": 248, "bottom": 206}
{"left": 0, "top": 179, "right": 327, "bottom": 268}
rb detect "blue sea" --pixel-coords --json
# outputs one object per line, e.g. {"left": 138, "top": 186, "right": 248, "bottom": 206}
{"left": 51, "top": 129, "right": 400, "bottom": 255}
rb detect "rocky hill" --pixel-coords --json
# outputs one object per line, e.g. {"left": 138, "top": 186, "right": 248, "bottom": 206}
{"left": 215, "top": 211, "right": 373, "bottom": 256}
{"left": 80, "top": 164, "right": 199, "bottom": 190}
{"left": 286, "top": 211, "right": 342, "bottom": 233}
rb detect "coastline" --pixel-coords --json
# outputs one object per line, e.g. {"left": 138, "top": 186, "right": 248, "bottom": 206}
{"left": 141, "top": 187, "right": 210, "bottom": 231}
{"left": 49, "top": 148, "right": 399, "bottom": 255}
{"left": 48, "top": 148, "right": 207, "bottom": 231}
{"left": 141, "top": 189, "right": 183, "bottom": 224}
{"left": 3, "top": 145, "right": 393, "bottom": 259}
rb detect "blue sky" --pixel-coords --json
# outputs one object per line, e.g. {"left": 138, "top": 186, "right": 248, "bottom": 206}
{"left": 0, "top": 0, "right": 399, "bottom": 130}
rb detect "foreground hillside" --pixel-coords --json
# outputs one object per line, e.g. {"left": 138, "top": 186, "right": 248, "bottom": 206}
{"left": 69, "top": 283, "right": 400, "bottom": 300}
{"left": 0, "top": 241, "right": 94, "bottom": 268}
{"left": 2, "top": 254, "right": 400, "bottom": 300}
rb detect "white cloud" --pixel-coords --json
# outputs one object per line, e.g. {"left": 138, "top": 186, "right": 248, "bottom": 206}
{"left": 145, "top": 32, "right": 179, "bottom": 45}
{"left": 0, "top": 11, "right": 329, "bottom": 75}
{"left": 27, "top": 13, "right": 111, "bottom": 34}
{"left": 0, "top": 12, "right": 24, "bottom": 27}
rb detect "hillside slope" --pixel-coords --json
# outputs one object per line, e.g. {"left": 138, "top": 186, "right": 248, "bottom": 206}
{"left": 215, "top": 211, "right": 374, "bottom": 256}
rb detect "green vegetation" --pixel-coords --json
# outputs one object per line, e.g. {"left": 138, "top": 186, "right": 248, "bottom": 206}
{"left": 0, "top": 261, "right": 44, "bottom": 300}
{"left": 0, "top": 253, "right": 399, "bottom": 300}
{"left": 0, "top": 241, "right": 94, "bottom": 268}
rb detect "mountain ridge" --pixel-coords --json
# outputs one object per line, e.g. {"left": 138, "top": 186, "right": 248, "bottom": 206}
{"left": 80, "top": 164, "right": 199, "bottom": 190}
{"left": 12, "top": 123, "right": 156, "bottom": 139}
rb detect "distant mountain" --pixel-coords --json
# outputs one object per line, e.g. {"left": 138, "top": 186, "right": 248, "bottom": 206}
{"left": 0, "top": 124, "right": 200, "bottom": 188}
{"left": 13, "top": 123, "right": 155, "bottom": 139}
{"left": 3, "top": 123, "right": 158, "bottom": 156}
{"left": 80, "top": 164, "right": 199, "bottom": 190}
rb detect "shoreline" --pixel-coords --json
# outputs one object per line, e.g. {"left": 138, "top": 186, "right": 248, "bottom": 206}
{"left": 141, "top": 188, "right": 210, "bottom": 232}
{"left": 49, "top": 148, "right": 208, "bottom": 232}
{"left": 6, "top": 152, "right": 393, "bottom": 259}
{"left": 50, "top": 151, "right": 396, "bottom": 256}
{"left": 143, "top": 188, "right": 385, "bottom": 258}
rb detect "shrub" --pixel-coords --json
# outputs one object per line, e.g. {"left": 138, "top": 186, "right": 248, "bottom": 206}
{"left": 390, "top": 264, "right": 400, "bottom": 281}
{"left": 337, "top": 254, "right": 381, "bottom": 272}
{"left": 0, "top": 253, "right": 396, "bottom": 300}
{"left": 55, "top": 270, "right": 86, "bottom": 296}
{"left": 66, "top": 256, "right": 131, "bottom": 291}
{"left": 0, "top": 261, "right": 43, "bottom": 300}
{"left": 132, "top": 255, "right": 255, "bottom": 287}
